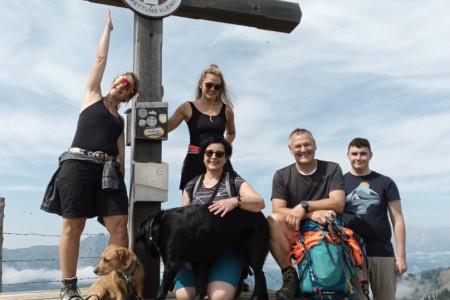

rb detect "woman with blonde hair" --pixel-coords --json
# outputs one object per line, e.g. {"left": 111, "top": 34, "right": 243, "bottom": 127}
{"left": 168, "top": 64, "right": 236, "bottom": 190}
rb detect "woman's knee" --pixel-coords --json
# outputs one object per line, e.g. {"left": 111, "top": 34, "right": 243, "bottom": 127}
{"left": 208, "top": 281, "right": 235, "bottom": 300}
{"left": 62, "top": 218, "right": 86, "bottom": 237}
{"left": 104, "top": 215, "right": 128, "bottom": 234}
{"left": 175, "top": 287, "right": 195, "bottom": 300}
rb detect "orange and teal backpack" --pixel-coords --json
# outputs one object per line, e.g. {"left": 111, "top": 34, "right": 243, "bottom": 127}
{"left": 289, "top": 217, "right": 370, "bottom": 300}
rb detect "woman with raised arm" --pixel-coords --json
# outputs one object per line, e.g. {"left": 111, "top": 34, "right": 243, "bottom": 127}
{"left": 168, "top": 64, "right": 236, "bottom": 191}
{"left": 41, "top": 9, "right": 139, "bottom": 300}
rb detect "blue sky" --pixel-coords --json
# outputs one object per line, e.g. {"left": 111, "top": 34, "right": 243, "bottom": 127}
{"left": 1, "top": 0, "right": 449, "bottom": 249}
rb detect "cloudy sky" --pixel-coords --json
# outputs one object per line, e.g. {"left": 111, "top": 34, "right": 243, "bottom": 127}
{"left": 1, "top": 0, "right": 449, "bottom": 251}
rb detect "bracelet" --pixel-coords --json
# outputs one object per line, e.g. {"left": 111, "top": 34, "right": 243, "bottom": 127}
{"left": 236, "top": 196, "right": 242, "bottom": 208}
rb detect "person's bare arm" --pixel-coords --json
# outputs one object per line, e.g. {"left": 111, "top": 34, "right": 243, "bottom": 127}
{"left": 273, "top": 189, "right": 344, "bottom": 229}
{"left": 272, "top": 198, "right": 306, "bottom": 230}
{"left": 307, "top": 189, "right": 345, "bottom": 213}
{"left": 168, "top": 102, "right": 191, "bottom": 132}
{"left": 209, "top": 181, "right": 265, "bottom": 217}
{"left": 388, "top": 200, "right": 407, "bottom": 276}
{"left": 181, "top": 189, "right": 191, "bottom": 207}
{"left": 82, "top": 8, "right": 113, "bottom": 110}
{"left": 307, "top": 189, "right": 345, "bottom": 225}
{"left": 224, "top": 106, "right": 236, "bottom": 143}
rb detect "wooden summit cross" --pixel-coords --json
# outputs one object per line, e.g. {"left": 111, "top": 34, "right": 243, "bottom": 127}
{"left": 84, "top": 0, "right": 301, "bottom": 297}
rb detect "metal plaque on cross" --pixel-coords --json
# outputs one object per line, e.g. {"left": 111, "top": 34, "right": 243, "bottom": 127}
{"left": 122, "top": 0, "right": 182, "bottom": 18}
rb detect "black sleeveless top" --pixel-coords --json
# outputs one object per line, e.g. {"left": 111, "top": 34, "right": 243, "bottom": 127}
{"left": 187, "top": 102, "right": 227, "bottom": 146}
{"left": 71, "top": 100, "right": 123, "bottom": 156}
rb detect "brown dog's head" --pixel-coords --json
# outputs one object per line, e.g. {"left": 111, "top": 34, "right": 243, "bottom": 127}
{"left": 93, "top": 245, "right": 135, "bottom": 276}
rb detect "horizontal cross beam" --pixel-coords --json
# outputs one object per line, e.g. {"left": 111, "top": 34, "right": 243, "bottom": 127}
{"left": 83, "top": 0, "right": 301, "bottom": 33}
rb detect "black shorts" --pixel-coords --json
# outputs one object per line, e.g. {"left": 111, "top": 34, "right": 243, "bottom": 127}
{"left": 54, "top": 160, "right": 128, "bottom": 219}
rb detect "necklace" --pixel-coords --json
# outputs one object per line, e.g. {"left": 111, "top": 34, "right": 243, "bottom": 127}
{"left": 196, "top": 99, "right": 217, "bottom": 123}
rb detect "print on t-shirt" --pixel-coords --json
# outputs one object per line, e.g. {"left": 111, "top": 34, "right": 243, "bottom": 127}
{"left": 346, "top": 182, "right": 381, "bottom": 215}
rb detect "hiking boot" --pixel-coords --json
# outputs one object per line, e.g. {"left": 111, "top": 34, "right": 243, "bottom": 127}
{"left": 276, "top": 266, "right": 300, "bottom": 300}
{"left": 60, "top": 277, "right": 83, "bottom": 300}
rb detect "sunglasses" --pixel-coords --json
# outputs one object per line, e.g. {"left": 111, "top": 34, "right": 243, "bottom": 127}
{"left": 204, "top": 150, "right": 226, "bottom": 158}
{"left": 113, "top": 75, "right": 134, "bottom": 94}
{"left": 204, "top": 82, "right": 222, "bottom": 91}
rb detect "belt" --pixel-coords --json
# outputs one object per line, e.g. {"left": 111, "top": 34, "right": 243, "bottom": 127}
{"left": 68, "top": 147, "right": 116, "bottom": 162}
{"left": 187, "top": 144, "right": 201, "bottom": 154}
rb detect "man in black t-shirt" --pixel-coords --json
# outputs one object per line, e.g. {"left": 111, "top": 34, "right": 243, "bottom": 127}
{"left": 268, "top": 128, "right": 345, "bottom": 300}
{"left": 343, "top": 137, "right": 407, "bottom": 300}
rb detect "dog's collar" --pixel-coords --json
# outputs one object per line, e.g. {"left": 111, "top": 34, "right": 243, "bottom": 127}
{"left": 148, "top": 217, "right": 155, "bottom": 241}
{"left": 116, "top": 259, "right": 141, "bottom": 299}
{"left": 148, "top": 217, "right": 161, "bottom": 251}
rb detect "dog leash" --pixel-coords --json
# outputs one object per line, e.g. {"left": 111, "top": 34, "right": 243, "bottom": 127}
{"left": 116, "top": 259, "right": 142, "bottom": 300}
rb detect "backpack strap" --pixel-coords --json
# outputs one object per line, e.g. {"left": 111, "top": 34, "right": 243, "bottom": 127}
{"left": 190, "top": 171, "right": 237, "bottom": 202}
{"left": 225, "top": 171, "right": 237, "bottom": 197}
{"left": 189, "top": 174, "right": 204, "bottom": 201}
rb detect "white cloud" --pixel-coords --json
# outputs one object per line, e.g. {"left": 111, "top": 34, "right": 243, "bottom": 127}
{"left": 397, "top": 274, "right": 431, "bottom": 300}
{"left": 2, "top": 266, "right": 96, "bottom": 286}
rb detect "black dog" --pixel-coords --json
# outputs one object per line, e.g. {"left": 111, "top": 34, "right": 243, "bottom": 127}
{"left": 136, "top": 204, "right": 269, "bottom": 300}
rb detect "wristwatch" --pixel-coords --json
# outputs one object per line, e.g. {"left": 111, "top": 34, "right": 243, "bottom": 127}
{"left": 300, "top": 200, "right": 309, "bottom": 213}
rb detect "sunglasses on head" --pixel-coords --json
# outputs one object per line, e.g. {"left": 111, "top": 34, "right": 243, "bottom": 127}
{"left": 204, "top": 150, "right": 225, "bottom": 158}
{"left": 113, "top": 75, "right": 134, "bottom": 94}
{"left": 204, "top": 82, "right": 222, "bottom": 91}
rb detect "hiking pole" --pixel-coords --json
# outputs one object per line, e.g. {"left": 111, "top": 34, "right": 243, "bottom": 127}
{"left": 326, "top": 218, "right": 358, "bottom": 300}
{"left": 330, "top": 220, "right": 371, "bottom": 300}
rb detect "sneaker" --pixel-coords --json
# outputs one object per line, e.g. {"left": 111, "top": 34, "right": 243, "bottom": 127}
{"left": 60, "top": 277, "right": 83, "bottom": 300}
{"left": 276, "top": 266, "right": 300, "bottom": 300}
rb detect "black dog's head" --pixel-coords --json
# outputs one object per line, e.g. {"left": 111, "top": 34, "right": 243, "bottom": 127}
{"left": 136, "top": 214, "right": 161, "bottom": 258}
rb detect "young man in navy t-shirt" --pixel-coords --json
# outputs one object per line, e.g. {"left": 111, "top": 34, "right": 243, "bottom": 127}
{"left": 343, "top": 137, "right": 407, "bottom": 300}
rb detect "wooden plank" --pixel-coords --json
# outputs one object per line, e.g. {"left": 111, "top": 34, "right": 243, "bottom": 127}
{"left": 82, "top": 0, "right": 302, "bottom": 33}
{"left": 0, "top": 288, "right": 277, "bottom": 299}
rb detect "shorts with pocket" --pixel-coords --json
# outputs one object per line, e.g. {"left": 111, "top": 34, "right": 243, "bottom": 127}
{"left": 53, "top": 159, "right": 128, "bottom": 219}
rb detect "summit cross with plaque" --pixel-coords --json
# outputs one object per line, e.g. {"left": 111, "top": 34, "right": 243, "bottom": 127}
{"left": 83, "top": 0, "right": 301, "bottom": 297}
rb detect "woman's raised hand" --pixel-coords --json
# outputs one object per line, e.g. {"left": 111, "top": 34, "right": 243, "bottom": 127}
{"left": 106, "top": 8, "right": 113, "bottom": 31}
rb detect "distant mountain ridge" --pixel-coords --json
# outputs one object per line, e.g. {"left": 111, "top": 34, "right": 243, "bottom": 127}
{"left": 3, "top": 233, "right": 109, "bottom": 270}
{"left": 2, "top": 234, "right": 109, "bottom": 292}
{"left": 397, "top": 267, "right": 450, "bottom": 300}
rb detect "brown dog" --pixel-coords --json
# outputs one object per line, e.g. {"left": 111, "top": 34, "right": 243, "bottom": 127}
{"left": 87, "top": 244, "right": 144, "bottom": 300}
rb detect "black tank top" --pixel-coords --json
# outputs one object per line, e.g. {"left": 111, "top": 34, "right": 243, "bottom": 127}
{"left": 71, "top": 99, "right": 123, "bottom": 156}
{"left": 187, "top": 102, "right": 227, "bottom": 146}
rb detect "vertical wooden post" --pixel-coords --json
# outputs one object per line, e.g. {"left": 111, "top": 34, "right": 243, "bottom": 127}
{"left": 128, "top": 16, "right": 164, "bottom": 299}
{"left": 0, "top": 197, "right": 5, "bottom": 292}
